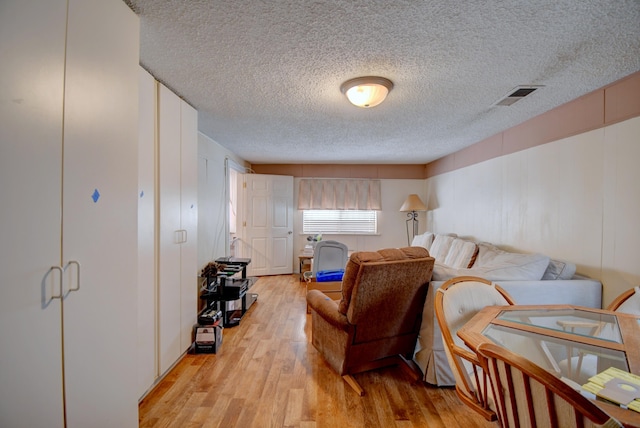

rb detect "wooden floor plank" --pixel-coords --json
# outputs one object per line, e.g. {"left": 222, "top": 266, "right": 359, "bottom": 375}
{"left": 139, "top": 274, "right": 498, "bottom": 428}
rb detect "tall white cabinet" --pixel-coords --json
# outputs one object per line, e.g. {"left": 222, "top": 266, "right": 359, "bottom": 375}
{"left": 178, "top": 94, "right": 199, "bottom": 358}
{"left": 0, "top": 1, "right": 139, "bottom": 427}
{"left": 137, "top": 68, "right": 159, "bottom": 397}
{"left": 137, "top": 74, "right": 199, "bottom": 397}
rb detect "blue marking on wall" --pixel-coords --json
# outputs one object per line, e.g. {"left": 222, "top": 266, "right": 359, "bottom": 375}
{"left": 92, "top": 189, "right": 100, "bottom": 203}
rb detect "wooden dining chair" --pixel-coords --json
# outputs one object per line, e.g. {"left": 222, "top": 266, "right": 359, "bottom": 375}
{"left": 608, "top": 285, "right": 640, "bottom": 314}
{"left": 434, "top": 276, "right": 516, "bottom": 421}
{"left": 477, "top": 342, "right": 623, "bottom": 428}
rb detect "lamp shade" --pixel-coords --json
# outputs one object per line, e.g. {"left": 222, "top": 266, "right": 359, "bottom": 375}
{"left": 340, "top": 76, "right": 393, "bottom": 108}
{"left": 399, "top": 194, "right": 427, "bottom": 212}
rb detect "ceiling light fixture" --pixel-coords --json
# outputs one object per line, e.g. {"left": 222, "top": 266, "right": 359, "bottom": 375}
{"left": 340, "top": 76, "right": 394, "bottom": 108}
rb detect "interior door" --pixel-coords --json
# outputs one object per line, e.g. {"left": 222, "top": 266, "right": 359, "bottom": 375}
{"left": 241, "top": 174, "right": 294, "bottom": 276}
{"left": 0, "top": 1, "right": 67, "bottom": 426}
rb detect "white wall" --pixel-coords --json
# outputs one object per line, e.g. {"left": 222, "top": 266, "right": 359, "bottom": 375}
{"left": 602, "top": 118, "right": 640, "bottom": 307}
{"left": 197, "top": 132, "right": 248, "bottom": 271}
{"left": 426, "top": 116, "right": 640, "bottom": 306}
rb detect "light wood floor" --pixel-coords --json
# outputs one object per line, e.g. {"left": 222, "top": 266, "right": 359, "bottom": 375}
{"left": 139, "top": 275, "right": 499, "bottom": 428}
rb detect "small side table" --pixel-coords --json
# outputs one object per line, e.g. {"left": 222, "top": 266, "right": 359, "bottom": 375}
{"left": 298, "top": 254, "right": 313, "bottom": 281}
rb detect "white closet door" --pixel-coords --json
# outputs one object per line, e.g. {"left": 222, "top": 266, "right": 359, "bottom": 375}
{"left": 180, "top": 101, "right": 199, "bottom": 351}
{"left": 158, "top": 84, "right": 183, "bottom": 374}
{"left": 137, "top": 67, "right": 158, "bottom": 398}
{"left": 62, "top": 0, "right": 139, "bottom": 426}
{"left": 0, "top": 1, "right": 67, "bottom": 426}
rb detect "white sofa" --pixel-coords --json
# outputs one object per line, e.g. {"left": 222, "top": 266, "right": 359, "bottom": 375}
{"left": 410, "top": 232, "right": 603, "bottom": 386}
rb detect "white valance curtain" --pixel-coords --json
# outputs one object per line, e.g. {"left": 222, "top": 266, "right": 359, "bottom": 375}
{"left": 297, "top": 179, "right": 381, "bottom": 210}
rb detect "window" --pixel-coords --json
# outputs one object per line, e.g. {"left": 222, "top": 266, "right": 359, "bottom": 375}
{"left": 302, "top": 210, "right": 378, "bottom": 235}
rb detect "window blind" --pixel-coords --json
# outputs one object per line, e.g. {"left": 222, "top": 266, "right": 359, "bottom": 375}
{"left": 302, "top": 210, "right": 377, "bottom": 234}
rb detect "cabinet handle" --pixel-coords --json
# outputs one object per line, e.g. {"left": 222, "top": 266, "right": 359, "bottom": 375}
{"left": 175, "top": 229, "right": 187, "bottom": 243}
{"left": 65, "top": 260, "right": 81, "bottom": 293}
{"left": 50, "top": 266, "right": 64, "bottom": 300}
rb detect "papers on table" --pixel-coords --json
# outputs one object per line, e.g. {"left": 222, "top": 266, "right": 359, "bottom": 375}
{"left": 583, "top": 367, "right": 640, "bottom": 412}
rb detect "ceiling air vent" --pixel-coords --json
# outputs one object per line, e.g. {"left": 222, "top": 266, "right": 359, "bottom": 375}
{"left": 494, "top": 85, "right": 543, "bottom": 106}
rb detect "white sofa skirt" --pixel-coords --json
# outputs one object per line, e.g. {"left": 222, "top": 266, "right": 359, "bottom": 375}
{"left": 414, "top": 278, "right": 603, "bottom": 386}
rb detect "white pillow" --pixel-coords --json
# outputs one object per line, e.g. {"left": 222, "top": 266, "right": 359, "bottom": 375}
{"left": 411, "top": 232, "right": 434, "bottom": 250}
{"left": 542, "top": 259, "right": 577, "bottom": 280}
{"left": 429, "top": 234, "right": 456, "bottom": 261}
{"left": 474, "top": 242, "right": 502, "bottom": 267}
{"left": 432, "top": 253, "right": 550, "bottom": 281}
{"left": 443, "top": 238, "right": 478, "bottom": 269}
{"left": 475, "top": 253, "right": 550, "bottom": 281}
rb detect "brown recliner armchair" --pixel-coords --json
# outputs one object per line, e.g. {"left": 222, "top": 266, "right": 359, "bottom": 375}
{"left": 306, "top": 247, "right": 435, "bottom": 395}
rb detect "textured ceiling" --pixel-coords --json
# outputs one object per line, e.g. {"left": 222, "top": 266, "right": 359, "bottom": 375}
{"left": 126, "top": 0, "right": 640, "bottom": 165}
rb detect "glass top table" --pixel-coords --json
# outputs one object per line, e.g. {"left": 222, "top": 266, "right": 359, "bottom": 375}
{"left": 458, "top": 305, "right": 640, "bottom": 426}
{"left": 459, "top": 305, "right": 640, "bottom": 384}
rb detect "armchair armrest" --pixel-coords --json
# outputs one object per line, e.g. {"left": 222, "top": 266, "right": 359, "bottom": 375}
{"left": 306, "top": 290, "right": 350, "bottom": 331}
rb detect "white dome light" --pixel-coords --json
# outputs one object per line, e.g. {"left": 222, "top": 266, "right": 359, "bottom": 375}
{"left": 340, "top": 76, "right": 394, "bottom": 108}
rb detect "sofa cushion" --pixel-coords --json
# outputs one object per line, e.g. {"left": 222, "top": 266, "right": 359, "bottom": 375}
{"left": 542, "top": 259, "right": 577, "bottom": 280}
{"left": 432, "top": 252, "right": 550, "bottom": 281}
{"left": 411, "top": 231, "right": 434, "bottom": 250}
{"left": 443, "top": 238, "right": 479, "bottom": 269}
{"left": 429, "top": 234, "right": 457, "bottom": 261}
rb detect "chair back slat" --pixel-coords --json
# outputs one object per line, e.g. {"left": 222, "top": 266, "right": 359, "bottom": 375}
{"left": 478, "top": 342, "right": 622, "bottom": 428}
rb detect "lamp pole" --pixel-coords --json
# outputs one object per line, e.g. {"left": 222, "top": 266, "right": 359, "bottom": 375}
{"left": 400, "top": 194, "right": 427, "bottom": 246}
{"left": 406, "top": 210, "right": 418, "bottom": 246}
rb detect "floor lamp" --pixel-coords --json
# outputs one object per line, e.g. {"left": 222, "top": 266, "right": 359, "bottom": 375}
{"left": 400, "top": 194, "right": 427, "bottom": 246}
